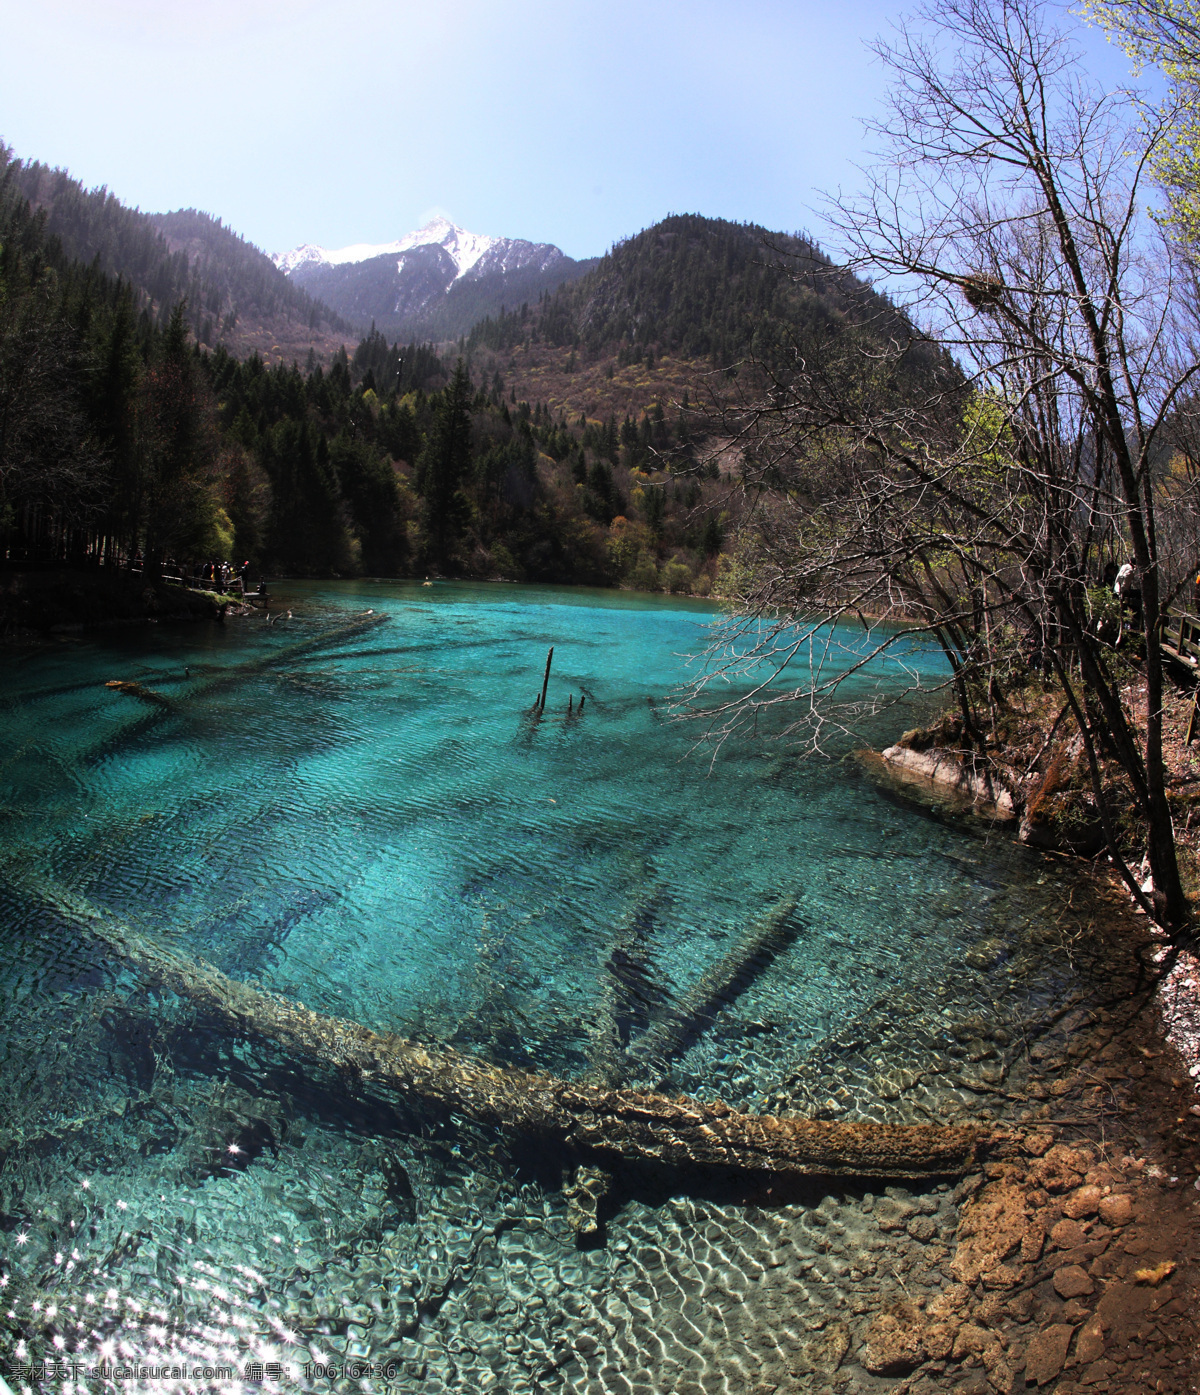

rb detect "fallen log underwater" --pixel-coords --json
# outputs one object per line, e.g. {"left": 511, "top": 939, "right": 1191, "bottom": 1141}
{"left": 623, "top": 895, "right": 804, "bottom": 1085}
{"left": 585, "top": 893, "right": 804, "bottom": 1091}
{"left": 14, "top": 875, "right": 985, "bottom": 1183}
{"left": 82, "top": 612, "right": 389, "bottom": 764}
{"left": 584, "top": 885, "right": 667, "bottom": 1086}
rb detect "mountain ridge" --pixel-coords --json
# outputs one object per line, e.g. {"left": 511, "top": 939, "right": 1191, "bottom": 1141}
{"left": 0, "top": 145, "right": 354, "bottom": 364}
{"left": 276, "top": 216, "right": 599, "bottom": 342}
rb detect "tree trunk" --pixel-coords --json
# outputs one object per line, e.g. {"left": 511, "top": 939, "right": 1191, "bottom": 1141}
{"left": 19, "top": 875, "right": 984, "bottom": 1183}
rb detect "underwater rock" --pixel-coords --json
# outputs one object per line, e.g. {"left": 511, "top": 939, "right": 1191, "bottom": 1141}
{"left": 563, "top": 1165, "right": 611, "bottom": 1240}
{"left": 1075, "top": 1311, "right": 1107, "bottom": 1363}
{"left": 1023, "top": 1322, "right": 1075, "bottom": 1386}
{"left": 1062, "top": 1183, "right": 1103, "bottom": 1219}
{"left": 964, "top": 938, "right": 1006, "bottom": 971}
{"left": 1052, "top": 1263, "right": 1094, "bottom": 1298}
{"left": 795, "top": 1320, "right": 849, "bottom": 1377}
{"left": 860, "top": 1303, "right": 926, "bottom": 1376}
{"left": 874, "top": 1196, "right": 916, "bottom": 1231}
{"left": 949, "top": 1175, "right": 1032, "bottom": 1284}
{"left": 1098, "top": 1192, "right": 1133, "bottom": 1227}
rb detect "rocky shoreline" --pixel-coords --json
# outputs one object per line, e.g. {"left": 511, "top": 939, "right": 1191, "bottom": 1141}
{"left": 864, "top": 710, "right": 1140, "bottom": 858}
{"left": 841, "top": 720, "right": 1200, "bottom": 1392}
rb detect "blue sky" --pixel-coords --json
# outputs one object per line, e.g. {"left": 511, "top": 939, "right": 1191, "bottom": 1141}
{"left": 0, "top": 0, "right": 1148, "bottom": 261}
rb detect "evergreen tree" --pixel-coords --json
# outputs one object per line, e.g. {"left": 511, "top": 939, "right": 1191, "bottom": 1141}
{"left": 140, "top": 304, "right": 220, "bottom": 577}
{"left": 88, "top": 291, "right": 142, "bottom": 560}
{"left": 263, "top": 419, "right": 349, "bottom": 574}
{"left": 331, "top": 432, "right": 408, "bottom": 574}
{"left": 416, "top": 360, "right": 473, "bottom": 562}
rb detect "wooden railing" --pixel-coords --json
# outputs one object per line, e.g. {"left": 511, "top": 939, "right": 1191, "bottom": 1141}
{"left": 1158, "top": 609, "right": 1200, "bottom": 671}
{"left": 1157, "top": 609, "right": 1200, "bottom": 742}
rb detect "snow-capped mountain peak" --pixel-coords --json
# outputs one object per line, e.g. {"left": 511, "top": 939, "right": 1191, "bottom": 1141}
{"left": 274, "top": 219, "right": 500, "bottom": 281}
{"left": 271, "top": 219, "right": 581, "bottom": 338}
{"left": 273, "top": 242, "right": 336, "bottom": 274}
{"left": 395, "top": 218, "right": 498, "bottom": 279}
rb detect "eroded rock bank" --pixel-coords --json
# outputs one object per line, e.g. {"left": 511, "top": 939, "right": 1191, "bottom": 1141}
{"left": 865, "top": 697, "right": 1188, "bottom": 859}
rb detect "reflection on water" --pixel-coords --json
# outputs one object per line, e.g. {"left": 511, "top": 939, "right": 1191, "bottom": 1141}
{"left": 0, "top": 581, "right": 1105, "bottom": 1393}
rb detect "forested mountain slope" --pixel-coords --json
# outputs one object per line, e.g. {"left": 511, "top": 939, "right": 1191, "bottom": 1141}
{"left": 1, "top": 148, "right": 943, "bottom": 607}
{"left": 468, "top": 213, "right": 944, "bottom": 425}
{"left": 0, "top": 146, "right": 353, "bottom": 364}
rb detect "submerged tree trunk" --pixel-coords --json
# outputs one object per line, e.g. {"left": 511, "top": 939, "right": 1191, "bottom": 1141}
{"left": 19, "top": 875, "right": 984, "bottom": 1183}
{"left": 84, "top": 612, "right": 389, "bottom": 764}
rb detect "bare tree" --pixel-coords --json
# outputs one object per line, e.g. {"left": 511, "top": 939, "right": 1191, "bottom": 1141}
{"left": 687, "top": 0, "right": 1200, "bottom": 930}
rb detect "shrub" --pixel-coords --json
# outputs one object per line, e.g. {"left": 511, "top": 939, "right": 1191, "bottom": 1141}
{"left": 662, "top": 560, "right": 692, "bottom": 593}
{"left": 629, "top": 552, "right": 659, "bottom": 591}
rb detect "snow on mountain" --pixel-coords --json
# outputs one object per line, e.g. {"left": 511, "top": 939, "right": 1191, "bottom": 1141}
{"left": 271, "top": 218, "right": 591, "bottom": 338}
{"left": 274, "top": 218, "right": 504, "bottom": 281}
{"left": 395, "top": 218, "right": 498, "bottom": 278}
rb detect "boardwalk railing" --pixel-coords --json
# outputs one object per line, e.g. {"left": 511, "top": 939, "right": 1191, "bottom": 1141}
{"left": 1157, "top": 609, "right": 1200, "bottom": 742}
{"left": 1158, "top": 609, "right": 1200, "bottom": 672}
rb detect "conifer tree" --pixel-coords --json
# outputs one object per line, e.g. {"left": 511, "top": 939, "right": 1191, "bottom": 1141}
{"left": 417, "top": 359, "right": 473, "bottom": 562}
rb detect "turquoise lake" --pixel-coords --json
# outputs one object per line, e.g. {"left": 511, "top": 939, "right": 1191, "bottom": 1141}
{"left": 0, "top": 581, "right": 1101, "bottom": 1394}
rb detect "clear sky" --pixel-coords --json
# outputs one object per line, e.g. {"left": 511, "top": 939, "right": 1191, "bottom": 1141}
{"left": 0, "top": 0, "right": 1148, "bottom": 262}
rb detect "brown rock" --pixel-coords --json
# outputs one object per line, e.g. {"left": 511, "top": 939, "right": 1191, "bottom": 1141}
{"left": 1027, "top": 1144, "right": 1086, "bottom": 1194}
{"left": 1097, "top": 1192, "right": 1133, "bottom": 1227}
{"left": 1005, "top": 1291, "right": 1035, "bottom": 1322}
{"left": 907, "top": 1213, "right": 938, "bottom": 1242}
{"left": 1054, "top": 1238, "right": 1108, "bottom": 1268}
{"left": 1095, "top": 1279, "right": 1154, "bottom": 1337}
{"left": 1024, "top": 1323, "right": 1075, "bottom": 1386}
{"left": 860, "top": 1309, "right": 925, "bottom": 1376}
{"left": 875, "top": 1196, "right": 916, "bottom": 1231}
{"left": 1149, "top": 1283, "right": 1175, "bottom": 1312}
{"left": 1049, "top": 1217, "right": 1087, "bottom": 1249}
{"left": 927, "top": 1283, "right": 971, "bottom": 1320}
{"left": 1075, "top": 1312, "right": 1106, "bottom": 1364}
{"left": 983, "top": 1262, "right": 1026, "bottom": 1289}
{"left": 1053, "top": 1264, "right": 1094, "bottom": 1299}
{"left": 796, "top": 1320, "right": 848, "bottom": 1377}
{"left": 952, "top": 1322, "right": 991, "bottom": 1358}
{"left": 1082, "top": 1358, "right": 1117, "bottom": 1382}
{"left": 983, "top": 1347, "right": 1015, "bottom": 1394}
{"left": 924, "top": 1322, "right": 957, "bottom": 1360}
{"left": 951, "top": 1178, "right": 1030, "bottom": 1284}
{"left": 1062, "top": 1184, "right": 1103, "bottom": 1219}
{"left": 1020, "top": 1218, "right": 1045, "bottom": 1262}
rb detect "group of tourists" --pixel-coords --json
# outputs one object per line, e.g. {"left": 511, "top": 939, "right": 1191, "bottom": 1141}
{"left": 190, "top": 560, "right": 251, "bottom": 593}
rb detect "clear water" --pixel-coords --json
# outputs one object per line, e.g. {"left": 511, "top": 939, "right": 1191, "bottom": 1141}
{"left": 0, "top": 581, "right": 1100, "bottom": 1394}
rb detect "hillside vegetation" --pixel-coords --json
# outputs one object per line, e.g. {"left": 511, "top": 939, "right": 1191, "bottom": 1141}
{"left": 1, "top": 156, "right": 938, "bottom": 604}
{"left": 1, "top": 146, "right": 353, "bottom": 364}
{"left": 467, "top": 213, "right": 946, "bottom": 422}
